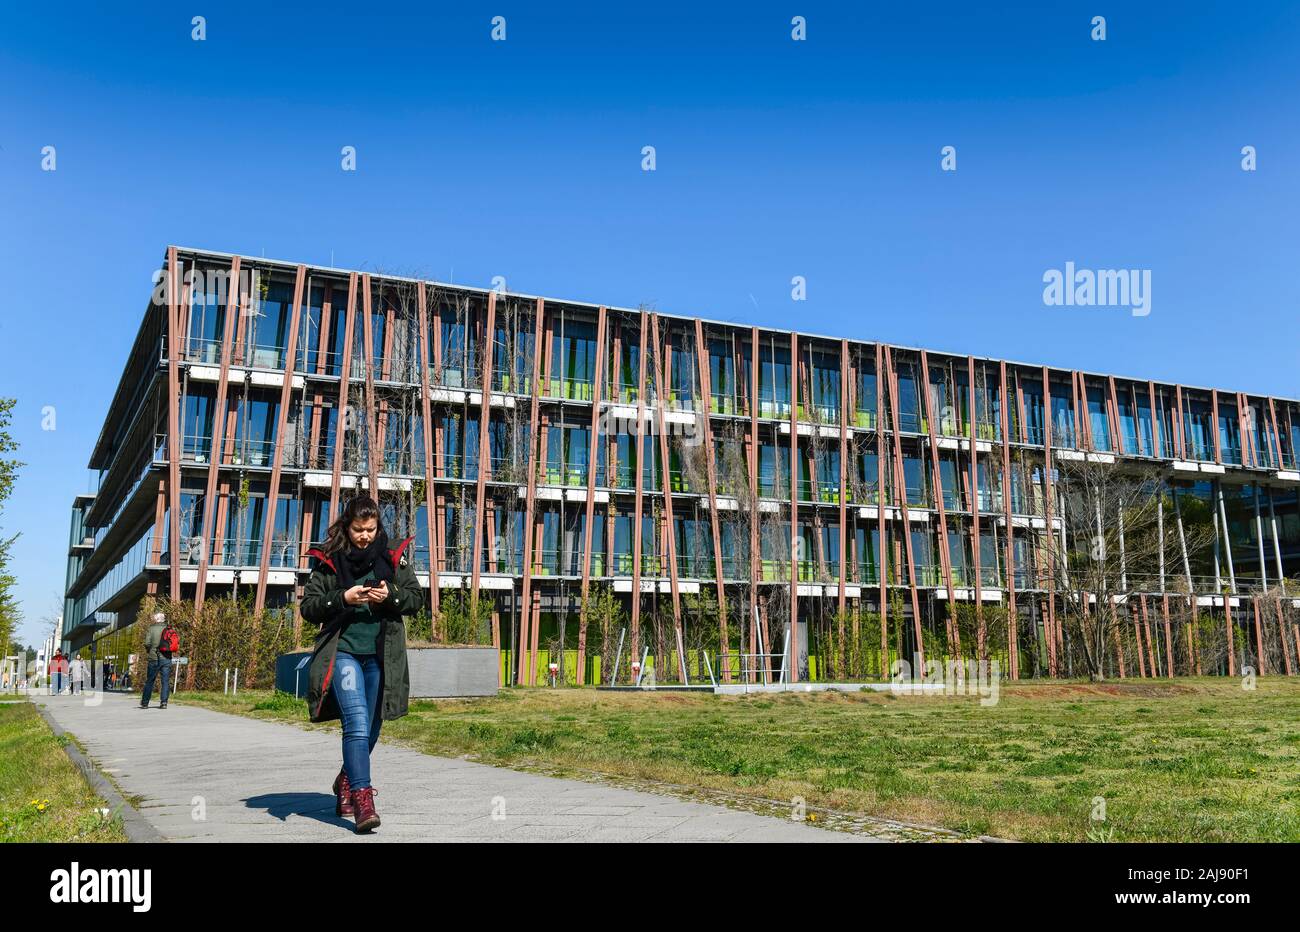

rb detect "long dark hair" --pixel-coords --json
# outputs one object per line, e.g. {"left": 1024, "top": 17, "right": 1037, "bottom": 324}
{"left": 322, "top": 496, "right": 386, "bottom": 556}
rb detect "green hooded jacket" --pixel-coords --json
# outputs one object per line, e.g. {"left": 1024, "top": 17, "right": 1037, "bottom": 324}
{"left": 299, "top": 535, "right": 423, "bottom": 724}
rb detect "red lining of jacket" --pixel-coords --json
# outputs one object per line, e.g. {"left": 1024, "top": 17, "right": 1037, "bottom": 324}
{"left": 307, "top": 535, "right": 414, "bottom": 719}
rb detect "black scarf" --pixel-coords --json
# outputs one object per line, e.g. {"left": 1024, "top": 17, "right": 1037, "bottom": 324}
{"left": 335, "top": 529, "right": 395, "bottom": 591}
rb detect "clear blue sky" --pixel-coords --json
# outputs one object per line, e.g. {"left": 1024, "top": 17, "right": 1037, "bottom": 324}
{"left": 2, "top": 1, "right": 1297, "bottom": 646}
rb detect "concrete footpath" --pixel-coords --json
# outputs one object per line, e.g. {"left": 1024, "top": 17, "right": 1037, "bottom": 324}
{"left": 33, "top": 692, "right": 873, "bottom": 843}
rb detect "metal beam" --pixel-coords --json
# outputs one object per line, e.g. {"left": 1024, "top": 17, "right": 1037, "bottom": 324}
{"left": 329, "top": 274, "right": 359, "bottom": 520}
{"left": 165, "top": 248, "right": 184, "bottom": 600}
{"left": 577, "top": 306, "right": 609, "bottom": 684}
{"left": 788, "top": 332, "right": 801, "bottom": 682}
{"left": 883, "top": 346, "right": 926, "bottom": 676}
{"left": 253, "top": 264, "right": 306, "bottom": 613}
{"left": 969, "top": 356, "right": 984, "bottom": 660}
{"left": 469, "top": 292, "right": 498, "bottom": 614}
{"left": 361, "top": 275, "right": 380, "bottom": 496}
{"left": 416, "top": 282, "right": 440, "bottom": 617}
{"left": 1000, "top": 360, "right": 1018, "bottom": 678}
{"left": 694, "top": 318, "right": 731, "bottom": 682}
{"left": 1041, "top": 366, "right": 1059, "bottom": 676}
{"left": 919, "top": 350, "right": 960, "bottom": 658}
{"left": 193, "top": 256, "right": 242, "bottom": 610}
{"left": 650, "top": 313, "right": 686, "bottom": 681}
{"left": 629, "top": 312, "right": 650, "bottom": 669}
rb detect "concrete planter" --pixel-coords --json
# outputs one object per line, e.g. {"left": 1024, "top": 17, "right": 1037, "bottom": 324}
{"left": 407, "top": 646, "right": 500, "bottom": 698}
{"left": 275, "top": 646, "right": 499, "bottom": 699}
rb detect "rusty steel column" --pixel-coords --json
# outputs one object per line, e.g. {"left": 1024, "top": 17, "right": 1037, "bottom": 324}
{"left": 875, "top": 343, "right": 888, "bottom": 675}
{"left": 515, "top": 300, "right": 546, "bottom": 685}
{"left": 1210, "top": 389, "right": 1223, "bottom": 464}
{"left": 165, "top": 248, "right": 184, "bottom": 599}
{"left": 1238, "top": 394, "right": 1255, "bottom": 468}
{"left": 193, "top": 256, "right": 242, "bottom": 610}
{"left": 1161, "top": 593, "right": 1175, "bottom": 677}
{"left": 919, "top": 350, "right": 960, "bottom": 658}
{"left": 1106, "top": 376, "right": 1122, "bottom": 453}
{"left": 525, "top": 306, "right": 558, "bottom": 685}
{"left": 360, "top": 275, "right": 380, "bottom": 496}
{"left": 576, "top": 306, "right": 608, "bottom": 685}
{"left": 837, "top": 340, "right": 850, "bottom": 624}
{"left": 1071, "top": 372, "right": 1086, "bottom": 450}
{"left": 1267, "top": 398, "right": 1286, "bottom": 467}
{"left": 1252, "top": 597, "right": 1267, "bottom": 676}
{"left": 469, "top": 292, "right": 497, "bottom": 613}
{"left": 968, "top": 356, "right": 985, "bottom": 661}
{"left": 788, "top": 332, "right": 800, "bottom": 682}
{"left": 1148, "top": 382, "right": 1162, "bottom": 458}
{"left": 629, "top": 312, "right": 650, "bottom": 668}
{"left": 749, "top": 327, "right": 764, "bottom": 681}
{"left": 1108, "top": 596, "right": 1126, "bottom": 678}
{"left": 1136, "top": 597, "right": 1151, "bottom": 678}
{"left": 1000, "top": 361, "right": 1018, "bottom": 678}
{"left": 1174, "top": 385, "right": 1187, "bottom": 460}
{"left": 650, "top": 314, "right": 685, "bottom": 681}
{"left": 1041, "top": 366, "right": 1059, "bottom": 676}
{"left": 1224, "top": 596, "right": 1237, "bottom": 677}
{"left": 329, "top": 274, "right": 359, "bottom": 519}
{"left": 316, "top": 284, "right": 333, "bottom": 377}
{"left": 694, "top": 318, "right": 730, "bottom": 681}
{"left": 1126, "top": 382, "right": 1146, "bottom": 458}
{"left": 431, "top": 307, "right": 446, "bottom": 586}
{"left": 416, "top": 283, "right": 440, "bottom": 617}
{"left": 1278, "top": 595, "right": 1295, "bottom": 677}
{"left": 253, "top": 264, "right": 306, "bottom": 613}
{"left": 883, "top": 346, "right": 925, "bottom": 677}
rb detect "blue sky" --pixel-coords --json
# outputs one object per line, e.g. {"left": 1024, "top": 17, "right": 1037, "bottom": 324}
{"left": 1, "top": 1, "right": 1298, "bottom": 644}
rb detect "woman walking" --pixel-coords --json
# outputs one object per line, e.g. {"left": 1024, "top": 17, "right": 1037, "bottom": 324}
{"left": 300, "top": 495, "right": 422, "bottom": 833}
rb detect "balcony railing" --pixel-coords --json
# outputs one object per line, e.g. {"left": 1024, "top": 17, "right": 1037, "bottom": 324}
{"left": 200, "top": 537, "right": 301, "bottom": 568}
{"left": 540, "top": 464, "right": 592, "bottom": 488}
{"left": 709, "top": 393, "right": 744, "bottom": 416}
{"left": 545, "top": 378, "right": 596, "bottom": 402}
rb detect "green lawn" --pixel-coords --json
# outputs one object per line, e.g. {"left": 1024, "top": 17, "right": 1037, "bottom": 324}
{"left": 175, "top": 678, "right": 1300, "bottom": 842}
{"left": 0, "top": 702, "right": 129, "bottom": 842}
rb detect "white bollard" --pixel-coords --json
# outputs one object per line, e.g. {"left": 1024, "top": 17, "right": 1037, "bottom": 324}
{"left": 233, "top": 668, "right": 239, "bottom": 696}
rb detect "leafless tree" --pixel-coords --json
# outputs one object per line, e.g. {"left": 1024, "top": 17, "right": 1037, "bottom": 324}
{"left": 1040, "top": 458, "right": 1214, "bottom": 680}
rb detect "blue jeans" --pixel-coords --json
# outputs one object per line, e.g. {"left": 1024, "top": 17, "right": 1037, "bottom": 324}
{"left": 141, "top": 657, "right": 171, "bottom": 705}
{"left": 331, "top": 652, "right": 382, "bottom": 790}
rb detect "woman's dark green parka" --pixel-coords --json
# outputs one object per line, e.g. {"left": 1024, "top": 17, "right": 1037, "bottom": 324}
{"left": 299, "top": 535, "right": 423, "bottom": 723}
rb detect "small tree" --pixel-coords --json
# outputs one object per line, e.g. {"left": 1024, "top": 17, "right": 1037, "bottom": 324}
{"left": 580, "top": 584, "right": 627, "bottom": 685}
{"left": 1040, "top": 459, "right": 1214, "bottom": 681}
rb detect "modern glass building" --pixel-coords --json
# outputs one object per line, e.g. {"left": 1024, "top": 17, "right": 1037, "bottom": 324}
{"left": 62, "top": 246, "right": 1300, "bottom": 684}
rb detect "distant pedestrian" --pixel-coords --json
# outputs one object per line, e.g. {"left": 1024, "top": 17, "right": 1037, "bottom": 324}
{"left": 301, "top": 495, "right": 420, "bottom": 834}
{"left": 140, "top": 613, "right": 178, "bottom": 709}
{"left": 49, "top": 651, "right": 68, "bottom": 695}
{"left": 70, "top": 656, "right": 88, "bottom": 694}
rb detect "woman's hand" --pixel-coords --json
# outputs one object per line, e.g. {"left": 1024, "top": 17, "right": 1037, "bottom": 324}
{"left": 343, "top": 585, "right": 371, "bottom": 606}
{"left": 364, "top": 581, "right": 390, "bottom": 603}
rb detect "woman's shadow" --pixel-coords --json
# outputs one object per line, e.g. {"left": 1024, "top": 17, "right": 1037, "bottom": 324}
{"left": 244, "top": 792, "right": 354, "bottom": 830}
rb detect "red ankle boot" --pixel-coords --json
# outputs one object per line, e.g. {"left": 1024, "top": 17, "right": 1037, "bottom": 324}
{"left": 350, "top": 786, "right": 380, "bottom": 833}
{"left": 332, "top": 769, "right": 354, "bottom": 817}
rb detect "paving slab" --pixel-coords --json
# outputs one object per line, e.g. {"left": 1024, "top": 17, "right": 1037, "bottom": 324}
{"left": 33, "top": 692, "right": 876, "bottom": 843}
